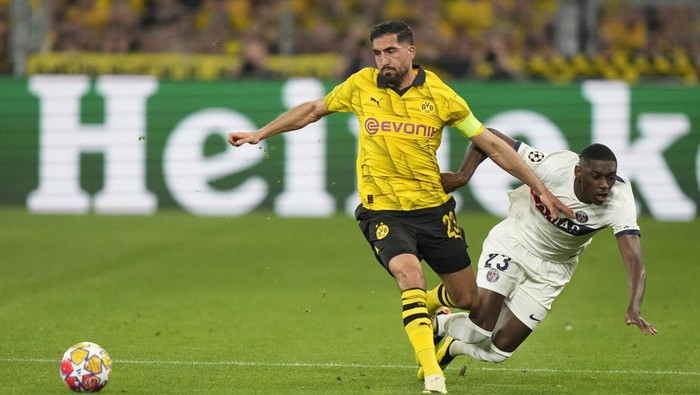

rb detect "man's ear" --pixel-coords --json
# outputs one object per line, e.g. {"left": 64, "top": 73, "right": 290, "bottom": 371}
{"left": 574, "top": 164, "right": 582, "bottom": 178}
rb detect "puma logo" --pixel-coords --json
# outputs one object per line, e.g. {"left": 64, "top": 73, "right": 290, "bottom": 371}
{"left": 370, "top": 97, "right": 383, "bottom": 107}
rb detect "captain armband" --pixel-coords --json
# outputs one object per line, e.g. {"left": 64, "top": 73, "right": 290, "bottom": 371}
{"left": 454, "top": 112, "right": 485, "bottom": 138}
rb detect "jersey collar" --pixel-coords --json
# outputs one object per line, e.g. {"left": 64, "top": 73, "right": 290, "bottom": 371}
{"left": 377, "top": 65, "right": 426, "bottom": 95}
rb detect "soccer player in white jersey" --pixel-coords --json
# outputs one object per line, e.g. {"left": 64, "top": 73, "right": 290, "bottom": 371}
{"left": 422, "top": 129, "right": 657, "bottom": 374}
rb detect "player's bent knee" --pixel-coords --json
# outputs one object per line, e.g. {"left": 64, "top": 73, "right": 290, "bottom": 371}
{"left": 452, "top": 293, "right": 479, "bottom": 311}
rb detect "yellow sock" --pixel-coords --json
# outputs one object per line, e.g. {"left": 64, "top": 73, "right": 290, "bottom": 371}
{"left": 401, "top": 288, "right": 442, "bottom": 377}
{"left": 426, "top": 283, "right": 457, "bottom": 313}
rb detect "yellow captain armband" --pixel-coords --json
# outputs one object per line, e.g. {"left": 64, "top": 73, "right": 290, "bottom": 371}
{"left": 454, "top": 112, "right": 485, "bottom": 138}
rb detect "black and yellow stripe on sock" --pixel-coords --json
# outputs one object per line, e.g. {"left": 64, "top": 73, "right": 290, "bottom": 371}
{"left": 426, "top": 283, "right": 457, "bottom": 313}
{"left": 401, "top": 288, "right": 442, "bottom": 378}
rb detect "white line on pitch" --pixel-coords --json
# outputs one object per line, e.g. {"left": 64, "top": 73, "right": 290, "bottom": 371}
{"left": 2, "top": 357, "right": 698, "bottom": 377}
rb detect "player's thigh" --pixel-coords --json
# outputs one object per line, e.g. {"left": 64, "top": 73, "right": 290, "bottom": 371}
{"left": 355, "top": 205, "right": 419, "bottom": 273}
{"left": 505, "top": 258, "right": 573, "bottom": 330}
{"left": 475, "top": 249, "right": 524, "bottom": 302}
{"left": 418, "top": 200, "right": 472, "bottom": 274}
{"left": 437, "top": 266, "right": 478, "bottom": 308}
{"left": 491, "top": 305, "right": 534, "bottom": 353}
{"left": 472, "top": 245, "right": 526, "bottom": 327}
{"left": 468, "top": 287, "right": 507, "bottom": 331}
{"left": 505, "top": 275, "right": 566, "bottom": 331}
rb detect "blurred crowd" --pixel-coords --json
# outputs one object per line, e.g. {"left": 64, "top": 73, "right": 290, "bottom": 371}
{"left": 1, "top": 0, "right": 699, "bottom": 82}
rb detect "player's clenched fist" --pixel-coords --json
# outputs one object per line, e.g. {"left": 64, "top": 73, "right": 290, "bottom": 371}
{"left": 227, "top": 132, "right": 260, "bottom": 147}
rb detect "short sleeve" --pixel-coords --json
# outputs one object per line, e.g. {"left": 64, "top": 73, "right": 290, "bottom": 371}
{"left": 515, "top": 142, "right": 549, "bottom": 171}
{"left": 611, "top": 173, "right": 641, "bottom": 237}
{"left": 324, "top": 73, "right": 357, "bottom": 113}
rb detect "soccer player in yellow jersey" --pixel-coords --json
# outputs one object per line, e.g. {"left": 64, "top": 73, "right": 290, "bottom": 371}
{"left": 228, "top": 20, "right": 573, "bottom": 394}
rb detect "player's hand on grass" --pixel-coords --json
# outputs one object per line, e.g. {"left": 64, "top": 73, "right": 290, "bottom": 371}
{"left": 228, "top": 131, "right": 261, "bottom": 147}
{"left": 625, "top": 312, "right": 658, "bottom": 335}
{"left": 539, "top": 189, "right": 575, "bottom": 219}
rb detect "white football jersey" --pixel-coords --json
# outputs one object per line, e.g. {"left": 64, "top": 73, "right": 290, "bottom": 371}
{"left": 504, "top": 142, "right": 640, "bottom": 262}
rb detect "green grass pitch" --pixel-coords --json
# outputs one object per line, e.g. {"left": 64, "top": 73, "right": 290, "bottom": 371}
{"left": 1, "top": 208, "right": 698, "bottom": 394}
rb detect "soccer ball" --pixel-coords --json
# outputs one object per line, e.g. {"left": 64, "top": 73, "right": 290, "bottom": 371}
{"left": 59, "top": 342, "right": 112, "bottom": 392}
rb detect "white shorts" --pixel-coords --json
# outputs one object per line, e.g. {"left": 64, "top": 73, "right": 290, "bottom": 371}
{"left": 476, "top": 220, "right": 577, "bottom": 330}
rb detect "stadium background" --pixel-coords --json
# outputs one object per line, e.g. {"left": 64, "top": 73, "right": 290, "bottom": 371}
{"left": 4, "top": 0, "right": 700, "bottom": 83}
{"left": 1, "top": 0, "right": 699, "bottom": 220}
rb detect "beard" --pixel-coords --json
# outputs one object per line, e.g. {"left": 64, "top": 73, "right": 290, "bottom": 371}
{"left": 381, "top": 65, "right": 407, "bottom": 85}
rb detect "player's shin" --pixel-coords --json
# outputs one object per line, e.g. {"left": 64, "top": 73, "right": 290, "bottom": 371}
{"left": 438, "top": 312, "right": 491, "bottom": 343}
{"left": 450, "top": 339, "right": 512, "bottom": 363}
{"left": 401, "top": 289, "right": 442, "bottom": 377}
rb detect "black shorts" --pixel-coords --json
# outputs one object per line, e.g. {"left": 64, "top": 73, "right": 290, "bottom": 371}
{"left": 355, "top": 197, "right": 471, "bottom": 275}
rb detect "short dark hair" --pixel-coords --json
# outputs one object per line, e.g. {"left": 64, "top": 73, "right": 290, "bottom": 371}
{"left": 580, "top": 143, "right": 617, "bottom": 163}
{"left": 370, "top": 20, "right": 414, "bottom": 45}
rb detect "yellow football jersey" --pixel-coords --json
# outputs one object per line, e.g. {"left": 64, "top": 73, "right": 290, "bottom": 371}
{"left": 324, "top": 66, "right": 484, "bottom": 211}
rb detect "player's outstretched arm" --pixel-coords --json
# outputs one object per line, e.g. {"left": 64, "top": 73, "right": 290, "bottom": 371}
{"left": 468, "top": 129, "right": 574, "bottom": 219}
{"left": 617, "top": 234, "right": 658, "bottom": 335}
{"left": 227, "top": 98, "right": 333, "bottom": 147}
